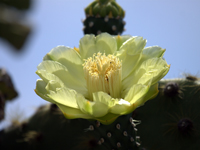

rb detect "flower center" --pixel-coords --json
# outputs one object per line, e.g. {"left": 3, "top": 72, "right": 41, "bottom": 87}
{"left": 83, "top": 52, "right": 122, "bottom": 100}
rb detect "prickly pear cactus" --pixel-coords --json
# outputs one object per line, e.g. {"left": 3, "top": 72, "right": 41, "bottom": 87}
{"left": 0, "top": 104, "right": 140, "bottom": 150}
{"left": 133, "top": 77, "right": 200, "bottom": 150}
{"left": 83, "top": 0, "right": 125, "bottom": 35}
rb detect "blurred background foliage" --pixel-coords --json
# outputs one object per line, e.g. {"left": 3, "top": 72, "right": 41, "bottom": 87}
{"left": 0, "top": 0, "right": 32, "bottom": 123}
{"left": 0, "top": 0, "right": 32, "bottom": 50}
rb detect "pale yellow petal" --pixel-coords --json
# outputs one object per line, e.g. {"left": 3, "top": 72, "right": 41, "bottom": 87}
{"left": 37, "top": 60, "right": 88, "bottom": 97}
{"left": 35, "top": 79, "right": 54, "bottom": 103}
{"left": 79, "top": 33, "right": 117, "bottom": 59}
{"left": 76, "top": 94, "right": 109, "bottom": 117}
{"left": 47, "top": 87, "right": 79, "bottom": 109}
{"left": 122, "top": 58, "right": 170, "bottom": 92}
{"left": 57, "top": 104, "right": 92, "bottom": 119}
{"left": 116, "top": 36, "right": 146, "bottom": 80}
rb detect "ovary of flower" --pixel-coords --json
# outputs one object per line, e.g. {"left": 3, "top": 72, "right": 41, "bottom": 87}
{"left": 83, "top": 52, "right": 122, "bottom": 100}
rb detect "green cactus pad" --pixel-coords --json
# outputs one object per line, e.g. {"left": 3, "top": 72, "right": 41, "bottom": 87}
{"left": 0, "top": 104, "right": 140, "bottom": 150}
{"left": 133, "top": 78, "right": 200, "bottom": 150}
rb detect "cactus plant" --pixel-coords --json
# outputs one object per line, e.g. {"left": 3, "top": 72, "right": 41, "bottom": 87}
{"left": 2, "top": 77, "right": 200, "bottom": 150}
{"left": 133, "top": 77, "right": 200, "bottom": 150}
{"left": 83, "top": 0, "right": 125, "bottom": 35}
{"left": 0, "top": 104, "right": 140, "bottom": 150}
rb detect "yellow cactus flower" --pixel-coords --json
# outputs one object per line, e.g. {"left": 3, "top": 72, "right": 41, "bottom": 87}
{"left": 35, "top": 33, "right": 170, "bottom": 125}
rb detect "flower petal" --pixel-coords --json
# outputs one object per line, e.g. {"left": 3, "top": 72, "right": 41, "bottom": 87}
{"left": 92, "top": 92, "right": 134, "bottom": 116}
{"left": 137, "top": 58, "right": 170, "bottom": 85}
{"left": 47, "top": 46, "right": 83, "bottom": 65}
{"left": 43, "top": 46, "right": 85, "bottom": 84}
{"left": 76, "top": 94, "right": 109, "bottom": 117}
{"left": 36, "top": 70, "right": 64, "bottom": 87}
{"left": 37, "top": 60, "right": 88, "bottom": 97}
{"left": 137, "top": 83, "right": 159, "bottom": 107}
{"left": 122, "top": 58, "right": 170, "bottom": 92}
{"left": 114, "top": 35, "right": 132, "bottom": 50}
{"left": 35, "top": 79, "right": 54, "bottom": 103}
{"left": 124, "top": 84, "right": 149, "bottom": 105}
{"left": 96, "top": 113, "right": 120, "bottom": 125}
{"left": 92, "top": 92, "right": 115, "bottom": 107}
{"left": 142, "top": 46, "right": 165, "bottom": 59}
{"left": 116, "top": 36, "right": 146, "bottom": 80}
{"left": 57, "top": 104, "right": 92, "bottom": 119}
{"left": 43, "top": 53, "right": 53, "bottom": 61}
{"left": 47, "top": 87, "right": 79, "bottom": 109}
{"left": 45, "top": 80, "right": 62, "bottom": 92}
{"left": 95, "top": 33, "right": 117, "bottom": 54}
{"left": 110, "top": 99, "right": 134, "bottom": 115}
{"left": 79, "top": 33, "right": 117, "bottom": 59}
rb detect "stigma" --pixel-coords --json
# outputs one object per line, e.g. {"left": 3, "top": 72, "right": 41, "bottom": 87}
{"left": 83, "top": 53, "right": 122, "bottom": 100}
